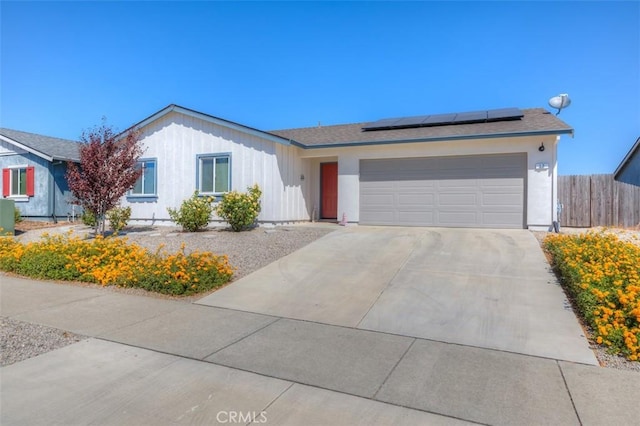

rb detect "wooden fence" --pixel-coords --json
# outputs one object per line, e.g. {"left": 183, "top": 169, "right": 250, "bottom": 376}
{"left": 558, "top": 174, "right": 640, "bottom": 228}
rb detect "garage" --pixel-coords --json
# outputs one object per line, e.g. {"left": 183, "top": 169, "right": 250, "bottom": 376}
{"left": 359, "top": 153, "right": 526, "bottom": 228}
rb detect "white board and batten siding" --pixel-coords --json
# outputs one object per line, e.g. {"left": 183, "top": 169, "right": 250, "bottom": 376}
{"left": 122, "top": 111, "right": 311, "bottom": 224}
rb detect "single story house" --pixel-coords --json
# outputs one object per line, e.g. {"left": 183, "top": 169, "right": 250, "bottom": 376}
{"left": 614, "top": 136, "right": 640, "bottom": 187}
{"left": 0, "top": 128, "right": 81, "bottom": 220}
{"left": 122, "top": 104, "right": 573, "bottom": 230}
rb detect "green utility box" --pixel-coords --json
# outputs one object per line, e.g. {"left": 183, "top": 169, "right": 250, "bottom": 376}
{"left": 0, "top": 199, "right": 16, "bottom": 236}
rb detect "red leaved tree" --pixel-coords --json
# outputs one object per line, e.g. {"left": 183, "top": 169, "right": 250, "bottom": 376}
{"left": 66, "top": 123, "right": 143, "bottom": 235}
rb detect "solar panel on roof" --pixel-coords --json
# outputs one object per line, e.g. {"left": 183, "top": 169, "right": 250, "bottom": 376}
{"left": 453, "top": 111, "right": 488, "bottom": 123}
{"left": 487, "top": 107, "right": 523, "bottom": 121}
{"left": 361, "top": 118, "right": 401, "bottom": 130}
{"left": 362, "top": 107, "right": 523, "bottom": 131}
{"left": 393, "top": 115, "right": 430, "bottom": 127}
{"left": 423, "top": 113, "right": 456, "bottom": 125}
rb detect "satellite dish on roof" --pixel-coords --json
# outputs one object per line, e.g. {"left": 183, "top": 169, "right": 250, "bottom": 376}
{"left": 548, "top": 94, "right": 571, "bottom": 115}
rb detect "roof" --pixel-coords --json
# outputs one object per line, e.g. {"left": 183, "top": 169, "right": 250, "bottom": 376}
{"left": 269, "top": 108, "right": 574, "bottom": 148}
{"left": 614, "top": 136, "right": 640, "bottom": 178}
{"left": 129, "top": 104, "right": 294, "bottom": 147}
{"left": 0, "top": 128, "right": 80, "bottom": 162}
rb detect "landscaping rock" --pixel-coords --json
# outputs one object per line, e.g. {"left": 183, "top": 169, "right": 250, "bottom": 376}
{"left": 0, "top": 317, "right": 85, "bottom": 366}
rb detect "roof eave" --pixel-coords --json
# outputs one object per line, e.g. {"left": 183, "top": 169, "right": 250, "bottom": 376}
{"left": 296, "top": 128, "right": 575, "bottom": 149}
{"left": 130, "top": 104, "right": 295, "bottom": 147}
{"left": 614, "top": 136, "right": 640, "bottom": 178}
{"left": 0, "top": 134, "right": 54, "bottom": 162}
{"left": 51, "top": 155, "right": 80, "bottom": 163}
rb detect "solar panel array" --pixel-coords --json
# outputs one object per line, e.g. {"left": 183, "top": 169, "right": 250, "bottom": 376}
{"left": 362, "top": 107, "right": 524, "bottom": 131}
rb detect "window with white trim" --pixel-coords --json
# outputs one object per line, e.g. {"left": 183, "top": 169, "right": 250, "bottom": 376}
{"left": 2, "top": 166, "right": 34, "bottom": 198}
{"left": 130, "top": 159, "right": 157, "bottom": 196}
{"left": 198, "top": 154, "right": 230, "bottom": 195}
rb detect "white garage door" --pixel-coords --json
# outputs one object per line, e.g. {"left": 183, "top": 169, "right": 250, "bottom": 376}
{"left": 360, "top": 153, "right": 526, "bottom": 228}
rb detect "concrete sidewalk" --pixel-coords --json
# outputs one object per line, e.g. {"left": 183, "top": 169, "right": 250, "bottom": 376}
{"left": 1, "top": 276, "right": 638, "bottom": 425}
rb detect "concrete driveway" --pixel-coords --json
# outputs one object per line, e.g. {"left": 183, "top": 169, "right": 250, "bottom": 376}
{"left": 198, "top": 226, "right": 596, "bottom": 364}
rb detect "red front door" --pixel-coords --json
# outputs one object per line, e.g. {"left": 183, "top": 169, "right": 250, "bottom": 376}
{"left": 321, "top": 162, "right": 338, "bottom": 219}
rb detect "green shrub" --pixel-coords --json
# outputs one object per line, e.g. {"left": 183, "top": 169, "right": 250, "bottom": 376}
{"left": 14, "top": 207, "right": 22, "bottom": 223}
{"left": 215, "top": 184, "right": 262, "bottom": 232}
{"left": 167, "top": 191, "right": 214, "bottom": 232}
{"left": 107, "top": 206, "right": 131, "bottom": 233}
{"left": 81, "top": 210, "right": 97, "bottom": 227}
{"left": 16, "top": 249, "right": 79, "bottom": 281}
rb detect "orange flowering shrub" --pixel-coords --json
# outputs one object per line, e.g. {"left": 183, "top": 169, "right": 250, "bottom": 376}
{"left": 544, "top": 231, "right": 640, "bottom": 360}
{"left": 0, "top": 232, "right": 233, "bottom": 296}
{"left": 0, "top": 236, "right": 23, "bottom": 271}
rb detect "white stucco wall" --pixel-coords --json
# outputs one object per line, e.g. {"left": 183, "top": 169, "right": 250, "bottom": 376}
{"left": 122, "top": 111, "right": 311, "bottom": 224}
{"left": 300, "top": 134, "right": 561, "bottom": 229}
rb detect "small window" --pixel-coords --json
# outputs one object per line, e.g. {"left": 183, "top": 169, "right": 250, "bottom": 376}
{"left": 130, "top": 159, "right": 157, "bottom": 196}
{"left": 198, "top": 154, "right": 230, "bottom": 194}
{"left": 2, "top": 166, "right": 34, "bottom": 197}
{"left": 12, "top": 168, "right": 27, "bottom": 196}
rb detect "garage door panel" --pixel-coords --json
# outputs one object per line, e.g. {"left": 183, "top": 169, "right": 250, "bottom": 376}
{"left": 362, "top": 159, "right": 431, "bottom": 174}
{"left": 437, "top": 211, "right": 479, "bottom": 225}
{"left": 482, "top": 212, "right": 524, "bottom": 225}
{"left": 360, "top": 154, "right": 525, "bottom": 228}
{"left": 438, "top": 193, "right": 478, "bottom": 206}
{"left": 438, "top": 179, "right": 479, "bottom": 188}
{"left": 479, "top": 165, "right": 516, "bottom": 176}
{"left": 362, "top": 173, "right": 436, "bottom": 182}
{"left": 361, "top": 193, "right": 395, "bottom": 206}
{"left": 398, "top": 211, "right": 435, "bottom": 225}
{"left": 482, "top": 192, "right": 522, "bottom": 206}
{"left": 438, "top": 157, "right": 471, "bottom": 168}
{"left": 398, "top": 193, "right": 435, "bottom": 206}
{"left": 480, "top": 178, "right": 522, "bottom": 187}
{"left": 365, "top": 211, "right": 396, "bottom": 223}
{"left": 481, "top": 155, "right": 520, "bottom": 166}
{"left": 435, "top": 168, "right": 479, "bottom": 178}
{"left": 401, "top": 180, "right": 436, "bottom": 188}
{"left": 360, "top": 181, "right": 397, "bottom": 190}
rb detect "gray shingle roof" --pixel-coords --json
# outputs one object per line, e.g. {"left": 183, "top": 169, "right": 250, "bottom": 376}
{"left": 0, "top": 128, "right": 80, "bottom": 162}
{"left": 269, "top": 108, "right": 573, "bottom": 148}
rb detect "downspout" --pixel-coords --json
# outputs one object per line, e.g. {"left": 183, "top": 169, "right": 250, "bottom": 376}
{"left": 552, "top": 136, "right": 559, "bottom": 232}
{"left": 52, "top": 161, "right": 63, "bottom": 223}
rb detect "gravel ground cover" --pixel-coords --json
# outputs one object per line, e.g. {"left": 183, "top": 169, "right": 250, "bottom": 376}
{"left": 119, "top": 224, "right": 334, "bottom": 281}
{"left": 1, "top": 317, "right": 85, "bottom": 366}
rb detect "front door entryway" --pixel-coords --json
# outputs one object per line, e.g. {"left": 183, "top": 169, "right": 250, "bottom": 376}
{"left": 320, "top": 162, "right": 338, "bottom": 220}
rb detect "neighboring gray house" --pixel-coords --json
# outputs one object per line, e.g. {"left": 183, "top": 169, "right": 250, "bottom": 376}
{"left": 614, "top": 137, "right": 640, "bottom": 186}
{"left": 0, "top": 128, "right": 80, "bottom": 220}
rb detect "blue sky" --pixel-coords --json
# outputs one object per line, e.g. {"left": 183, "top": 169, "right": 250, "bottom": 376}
{"left": 1, "top": 1, "right": 638, "bottom": 175}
